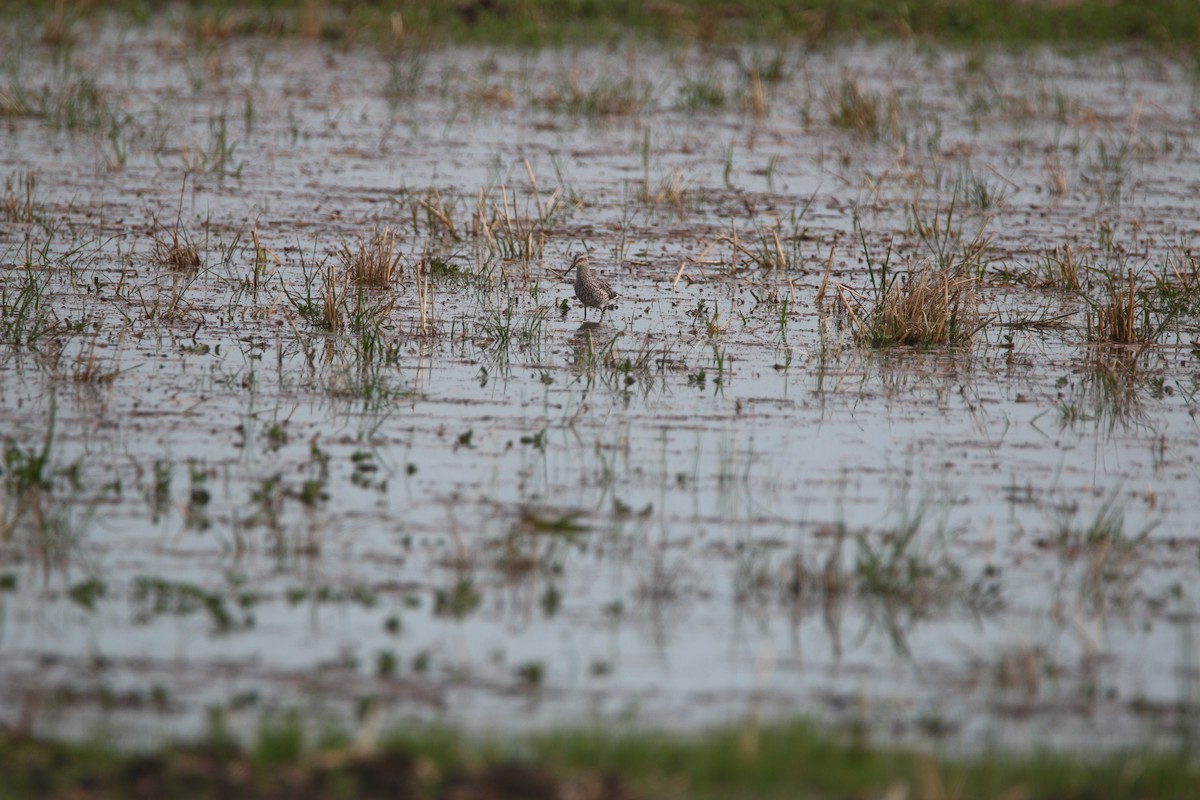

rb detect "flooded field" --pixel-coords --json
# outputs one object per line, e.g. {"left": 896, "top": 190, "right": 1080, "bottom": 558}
{"left": 2, "top": 21, "right": 1199, "bottom": 753}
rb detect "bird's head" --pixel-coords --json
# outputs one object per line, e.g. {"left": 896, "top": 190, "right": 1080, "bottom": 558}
{"left": 564, "top": 252, "right": 588, "bottom": 276}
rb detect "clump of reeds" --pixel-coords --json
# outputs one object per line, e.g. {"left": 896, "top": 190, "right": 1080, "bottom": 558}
{"left": 747, "top": 65, "right": 767, "bottom": 116}
{"left": 1027, "top": 244, "right": 1084, "bottom": 292}
{"left": 640, "top": 169, "right": 688, "bottom": 213}
{"left": 153, "top": 228, "right": 201, "bottom": 272}
{"left": 1152, "top": 247, "right": 1200, "bottom": 312}
{"left": 1088, "top": 269, "right": 1148, "bottom": 345}
{"left": 41, "top": 0, "right": 75, "bottom": 47}
{"left": 340, "top": 227, "right": 402, "bottom": 288}
{"left": 319, "top": 259, "right": 343, "bottom": 332}
{"left": 538, "top": 76, "right": 646, "bottom": 116}
{"left": 877, "top": 266, "right": 979, "bottom": 346}
{"left": 0, "top": 87, "right": 33, "bottom": 117}
{"left": 828, "top": 77, "right": 897, "bottom": 140}
{"left": 1044, "top": 154, "right": 1068, "bottom": 196}
{"left": 677, "top": 74, "right": 726, "bottom": 111}
{"left": 841, "top": 261, "right": 982, "bottom": 348}
{"left": 2, "top": 172, "right": 36, "bottom": 223}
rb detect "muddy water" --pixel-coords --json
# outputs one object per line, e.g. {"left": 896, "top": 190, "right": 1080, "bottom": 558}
{"left": 1, "top": 24, "right": 1198, "bottom": 750}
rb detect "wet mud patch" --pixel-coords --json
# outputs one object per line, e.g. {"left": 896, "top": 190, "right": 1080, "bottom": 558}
{"left": 2, "top": 23, "right": 1199, "bottom": 752}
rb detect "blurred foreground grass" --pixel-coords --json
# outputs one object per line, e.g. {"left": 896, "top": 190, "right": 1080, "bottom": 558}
{"left": 2, "top": 0, "right": 1199, "bottom": 50}
{"left": 2, "top": 719, "right": 1197, "bottom": 799}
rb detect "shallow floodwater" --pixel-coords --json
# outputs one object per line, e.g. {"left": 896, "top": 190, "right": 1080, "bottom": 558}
{"left": 1, "top": 22, "right": 1199, "bottom": 751}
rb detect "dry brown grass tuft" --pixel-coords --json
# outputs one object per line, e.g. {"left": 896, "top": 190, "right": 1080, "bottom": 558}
{"left": 1088, "top": 268, "right": 1147, "bottom": 345}
{"left": 828, "top": 77, "right": 898, "bottom": 140}
{"left": 153, "top": 229, "right": 201, "bottom": 272}
{"left": 1044, "top": 154, "right": 1068, "bottom": 196}
{"left": 1153, "top": 246, "right": 1200, "bottom": 302}
{"left": 467, "top": 84, "right": 516, "bottom": 109}
{"left": 297, "top": 0, "right": 327, "bottom": 39}
{"left": 341, "top": 227, "right": 402, "bottom": 288}
{"left": 748, "top": 65, "right": 767, "bottom": 117}
{"left": 841, "top": 263, "right": 982, "bottom": 347}
{"left": 538, "top": 76, "right": 646, "bottom": 117}
{"left": 640, "top": 169, "right": 688, "bottom": 213}
{"left": 876, "top": 266, "right": 980, "bottom": 346}
{"left": 321, "top": 259, "right": 343, "bottom": 332}
{"left": 2, "top": 173, "right": 36, "bottom": 223}
{"left": 0, "top": 88, "right": 33, "bottom": 117}
{"left": 41, "top": 0, "right": 75, "bottom": 47}
{"left": 1035, "top": 244, "right": 1082, "bottom": 292}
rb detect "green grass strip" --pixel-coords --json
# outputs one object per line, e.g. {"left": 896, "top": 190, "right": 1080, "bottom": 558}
{"left": 3, "top": 0, "right": 1200, "bottom": 50}
{"left": 2, "top": 719, "right": 1197, "bottom": 799}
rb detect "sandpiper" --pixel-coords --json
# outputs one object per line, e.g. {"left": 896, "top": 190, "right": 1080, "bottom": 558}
{"left": 563, "top": 252, "right": 618, "bottom": 320}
